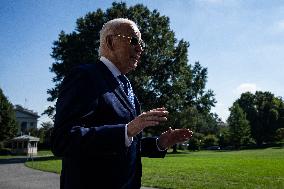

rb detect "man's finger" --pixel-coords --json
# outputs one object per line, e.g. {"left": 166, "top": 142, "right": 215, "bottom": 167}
{"left": 141, "top": 113, "right": 168, "bottom": 123}
{"left": 150, "top": 116, "right": 167, "bottom": 122}
{"left": 145, "top": 111, "right": 168, "bottom": 117}
{"left": 149, "top": 107, "right": 166, "bottom": 112}
{"left": 140, "top": 121, "right": 160, "bottom": 129}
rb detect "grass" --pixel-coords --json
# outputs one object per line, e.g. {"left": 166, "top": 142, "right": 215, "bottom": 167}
{"left": 0, "top": 150, "right": 53, "bottom": 159}
{"left": 26, "top": 157, "right": 61, "bottom": 174}
{"left": 24, "top": 148, "right": 284, "bottom": 189}
{"left": 142, "top": 148, "right": 284, "bottom": 188}
{"left": 0, "top": 155, "right": 15, "bottom": 159}
{"left": 36, "top": 150, "right": 54, "bottom": 156}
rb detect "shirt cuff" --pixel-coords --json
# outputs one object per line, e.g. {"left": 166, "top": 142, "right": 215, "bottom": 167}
{"left": 156, "top": 138, "right": 167, "bottom": 151}
{"left": 125, "top": 124, "right": 133, "bottom": 147}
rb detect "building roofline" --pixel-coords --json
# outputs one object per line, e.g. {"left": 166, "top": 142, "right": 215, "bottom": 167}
{"left": 10, "top": 135, "right": 40, "bottom": 142}
{"left": 14, "top": 105, "right": 40, "bottom": 118}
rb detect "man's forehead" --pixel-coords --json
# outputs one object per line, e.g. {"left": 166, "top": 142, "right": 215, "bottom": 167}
{"left": 118, "top": 23, "right": 141, "bottom": 37}
{"left": 131, "top": 24, "right": 140, "bottom": 35}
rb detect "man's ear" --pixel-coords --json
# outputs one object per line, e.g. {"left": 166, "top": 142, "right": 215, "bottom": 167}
{"left": 106, "top": 36, "right": 114, "bottom": 51}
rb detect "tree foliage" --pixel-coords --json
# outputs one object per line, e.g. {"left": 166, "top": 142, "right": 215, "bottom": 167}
{"left": 217, "top": 125, "right": 230, "bottom": 148}
{"left": 235, "top": 91, "right": 284, "bottom": 145}
{"left": 27, "top": 121, "right": 54, "bottom": 148}
{"left": 275, "top": 128, "right": 284, "bottom": 142}
{"left": 45, "top": 2, "right": 216, "bottom": 136}
{"left": 0, "top": 88, "right": 18, "bottom": 143}
{"left": 187, "top": 132, "right": 204, "bottom": 151}
{"left": 227, "top": 102, "right": 251, "bottom": 148}
{"left": 203, "top": 134, "right": 219, "bottom": 148}
{"left": 38, "top": 121, "right": 53, "bottom": 146}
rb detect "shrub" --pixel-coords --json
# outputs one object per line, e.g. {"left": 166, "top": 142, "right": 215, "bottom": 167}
{"left": 275, "top": 128, "right": 284, "bottom": 142}
{"left": 188, "top": 132, "right": 204, "bottom": 151}
{"left": 203, "top": 134, "right": 218, "bottom": 148}
{"left": 0, "top": 148, "right": 12, "bottom": 155}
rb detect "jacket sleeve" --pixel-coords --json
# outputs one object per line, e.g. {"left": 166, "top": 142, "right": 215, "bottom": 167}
{"left": 134, "top": 95, "right": 167, "bottom": 158}
{"left": 140, "top": 137, "right": 167, "bottom": 158}
{"left": 51, "top": 66, "right": 126, "bottom": 157}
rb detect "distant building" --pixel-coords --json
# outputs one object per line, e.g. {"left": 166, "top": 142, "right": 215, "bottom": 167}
{"left": 10, "top": 135, "right": 40, "bottom": 155}
{"left": 14, "top": 105, "right": 40, "bottom": 134}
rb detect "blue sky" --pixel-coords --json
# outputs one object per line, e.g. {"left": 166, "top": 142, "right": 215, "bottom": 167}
{"left": 1, "top": 0, "right": 284, "bottom": 125}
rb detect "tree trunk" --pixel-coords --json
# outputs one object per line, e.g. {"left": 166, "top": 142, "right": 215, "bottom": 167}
{"left": 172, "top": 144, "right": 178, "bottom": 153}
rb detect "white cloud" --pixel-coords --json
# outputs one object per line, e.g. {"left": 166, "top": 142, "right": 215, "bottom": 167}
{"left": 234, "top": 83, "right": 259, "bottom": 95}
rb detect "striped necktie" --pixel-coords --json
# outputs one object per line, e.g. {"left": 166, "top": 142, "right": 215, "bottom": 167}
{"left": 117, "top": 75, "right": 135, "bottom": 108}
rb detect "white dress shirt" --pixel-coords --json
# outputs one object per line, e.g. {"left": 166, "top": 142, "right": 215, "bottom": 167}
{"left": 100, "top": 56, "right": 133, "bottom": 147}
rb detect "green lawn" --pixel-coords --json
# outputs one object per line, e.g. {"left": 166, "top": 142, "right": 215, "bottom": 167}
{"left": 0, "top": 150, "right": 53, "bottom": 159}
{"left": 24, "top": 148, "right": 284, "bottom": 189}
{"left": 36, "top": 150, "right": 54, "bottom": 156}
{"left": 0, "top": 155, "right": 15, "bottom": 159}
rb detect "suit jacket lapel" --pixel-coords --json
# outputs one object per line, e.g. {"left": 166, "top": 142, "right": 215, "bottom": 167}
{"left": 97, "top": 61, "right": 137, "bottom": 118}
{"left": 114, "top": 88, "right": 137, "bottom": 117}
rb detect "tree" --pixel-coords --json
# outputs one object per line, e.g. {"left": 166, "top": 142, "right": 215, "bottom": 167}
{"left": 227, "top": 103, "right": 251, "bottom": 148}
{"left": 27, "top": 127, "right": 38, "bottom": 137}
{"left": 179, "top": 105, "right": 221, "bottom": 137}
{"left": 236, "top": 91, "right": 284, "bottom": 145}
{"left": 235, "top": 92, "right": 257, "bottom": 143}
{"left": 0, "top": 88, "right": 18, "bottom": 144}
{"left": 275, "top": 128, "right": 284, "bottom": 142}
{"left": 188, "top": 132, "right": 204, "bottom": 151}
{"left": 217, "top": 125, "right": 230, "bottom": 148}
{"left": 38, "top": 121, "right": 54, "bottom": 148}
{"left": 45, "top": 2, "right": 216, "bottom": 140}
{"left": 202, "top": 134, "right": 218, "bottom": 148}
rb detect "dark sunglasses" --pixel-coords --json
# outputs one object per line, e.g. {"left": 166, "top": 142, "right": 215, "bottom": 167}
{"left": 111, "top": 34, "right": 145, "bottom": 49}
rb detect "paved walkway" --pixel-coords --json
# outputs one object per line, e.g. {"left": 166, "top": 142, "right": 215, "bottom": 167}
{"left": 0, "top": 157, "right": 59, "bottom": 189}
{"left": 0, "top": 157, "right": 157, "bottom": 189}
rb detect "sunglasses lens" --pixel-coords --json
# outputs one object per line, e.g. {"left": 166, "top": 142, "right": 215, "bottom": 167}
{"left": 130, "top": 37, "right": 145, "bottom": 48}
{"left": 130, "top": 37, "right": 139, "bottom": 45}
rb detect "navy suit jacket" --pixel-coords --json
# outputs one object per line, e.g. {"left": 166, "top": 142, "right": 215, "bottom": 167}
{"left": 51, "top": 62, "right": 166, "bottom": 189}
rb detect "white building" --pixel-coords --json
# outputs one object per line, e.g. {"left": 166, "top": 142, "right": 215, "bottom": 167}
{"left": 14, "top": 105, "right": 39, "bottom": 134}
{"left": 10, "top": 135, "right": 40, "bottom": 155}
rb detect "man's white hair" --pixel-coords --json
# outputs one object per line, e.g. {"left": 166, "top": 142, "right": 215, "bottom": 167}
{"left": 99, "top": 18, "right": 139, "bottom": 56}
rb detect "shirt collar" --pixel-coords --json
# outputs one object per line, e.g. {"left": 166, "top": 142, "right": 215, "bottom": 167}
{"left": 100, "top": 56, "right": 121, "bottom": 78}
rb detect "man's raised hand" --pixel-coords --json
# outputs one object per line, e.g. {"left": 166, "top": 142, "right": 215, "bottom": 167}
{"left": 127, "top": 107, "right": 168, "bottom": 137}
{"left": 157, "top": 127, "right": 193, "bottom": 150}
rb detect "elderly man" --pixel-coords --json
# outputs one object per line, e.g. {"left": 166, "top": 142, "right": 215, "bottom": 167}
{"left": 51, "top": 18, "right": 193, "bottom": 189}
